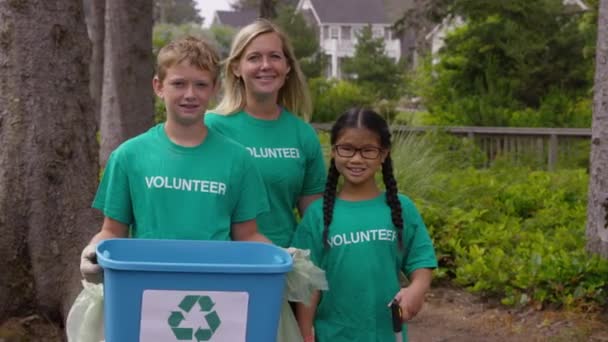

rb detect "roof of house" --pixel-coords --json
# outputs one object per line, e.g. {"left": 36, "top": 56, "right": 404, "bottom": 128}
{"left": 213, "top": 0, "right": 299, "bottom": 28}
{"left": 213, "top": 8, "right": 258, "bottom": 28}
{"left": 383, "top": 0, "right": 415, "bottom": 22}
{"left": 308, "top": 0, "right": 389, "bottom": 24}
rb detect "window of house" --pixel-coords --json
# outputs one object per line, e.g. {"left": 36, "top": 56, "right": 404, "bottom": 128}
{"left": 384, "top": 27, "right": 392, "bottom": 40}
{"left": 372, "top": 27, "right": 382, "bottom": 38}
{"left": 341, "top": 26, "right": 351, "bottom": 40}
{"left": 330, "top": 27, "right": 339, "bottom": 39}
{"left": 323, "top": 25, "right": 329, "bottom": 39}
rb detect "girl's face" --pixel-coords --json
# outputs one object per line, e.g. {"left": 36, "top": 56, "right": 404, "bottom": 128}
{"left": 232, "top": 32, "right": 291, "bottom": 102}
{"left": 331, "top": 127, "right": 388, "bottom": 187}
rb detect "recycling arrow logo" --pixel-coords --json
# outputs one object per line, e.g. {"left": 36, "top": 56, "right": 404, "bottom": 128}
{"left": 168, "top": 295, "right": 222, "bottom": 341}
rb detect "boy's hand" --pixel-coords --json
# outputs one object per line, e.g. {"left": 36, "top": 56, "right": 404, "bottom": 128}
{"left": 80, "top": 244, "right": 103, "bottom": 284}
{"left": 392, "top": 286, "right": 425, "bottom": 321}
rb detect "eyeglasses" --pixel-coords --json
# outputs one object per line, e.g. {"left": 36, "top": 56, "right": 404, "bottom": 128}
{"left": 333, "top": 144, "right": 383, "bottom": 159}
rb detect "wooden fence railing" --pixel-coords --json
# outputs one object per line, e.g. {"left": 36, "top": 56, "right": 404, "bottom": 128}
{"left": 312, "top": 124, "right": 591, "bottom": 170}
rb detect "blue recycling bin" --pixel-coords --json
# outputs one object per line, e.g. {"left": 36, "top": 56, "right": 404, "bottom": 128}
{"left": 97, "top": 239, "right": 292, "bottom": 342}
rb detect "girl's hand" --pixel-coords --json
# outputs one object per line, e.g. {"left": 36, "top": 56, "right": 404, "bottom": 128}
{"left": 303, "top": 335, "right": 315, "bottom": 342}
{"left": 392, "top": 286, "right": 425, "bottom": 321}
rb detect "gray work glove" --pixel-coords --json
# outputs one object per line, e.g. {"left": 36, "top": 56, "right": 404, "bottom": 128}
{"left": 80, "top": 244, "right": 103, "bottom": 284}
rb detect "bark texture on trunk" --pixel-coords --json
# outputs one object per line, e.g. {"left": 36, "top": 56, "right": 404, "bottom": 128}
{"left": 0, "top": 0, "right": 101, "bottom": 321}
{"left": 84, "top": 0, "right": 105, "bottom": 127}
{"left": 99, "top": 0, "right": 154, "bottom": 167}
{"left": 587, "top": 0, "right": 608, "bottom": 258}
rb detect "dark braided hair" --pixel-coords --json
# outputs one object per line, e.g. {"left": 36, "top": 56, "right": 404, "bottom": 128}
{"left": 322, "top": 160, "right": 339, "bottom": 249}
{"left": 382, "top": 155, "right": 404, "bottom": 249}
{"left": 322, "top": 107, "right": 404, "bottom": 249}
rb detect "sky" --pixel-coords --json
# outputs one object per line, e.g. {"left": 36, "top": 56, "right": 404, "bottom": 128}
{"left": 195, "top": 0, "right": 233, "bottom": 27}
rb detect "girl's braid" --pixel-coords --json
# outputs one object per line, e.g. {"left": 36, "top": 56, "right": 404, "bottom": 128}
{"left": 382, "top": 155, "right": 404, "bottom": 249}
{"left": 322, "top": 160, "right": 339, "bottom": 249}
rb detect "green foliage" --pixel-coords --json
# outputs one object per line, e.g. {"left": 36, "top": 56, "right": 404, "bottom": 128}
{"left": 509, "top": 90, "right": 592, "bottom": 128}
{"left": 154, "top": 0, "right": 203, "bottom": 25}
{"left": 308, "top": 78, "right": 373, "bottom": 122}
{"left": 154, "top": 97, "right": 167, "bottom": 124}
{"left": 416, "top": 167, "right": 608, "bottom": 309}
{"left": 375, "top": 100, "right": 398, "bottom": 123}
{"left": 153, "top": 23, "right": 234, "bottom": 60}
{"left": 273, "top": 5, "right": 327, "bottom": 79}
{"left": 428, "top": 132, "right": 487, "bottom": 169}
{"left": 389, "top": 131, "right": 447, "bottom": 201}
{"left": 341, "top": 26, "right": 404, "bottom": 100}
{"left": 419, "top": 0, "right": 595, "bottom": 127}
{"left": 153, "top": 23, "right": 207, "bottom": 55}
{"left": 207, "top": 25, "right": 237, "bottom": 59}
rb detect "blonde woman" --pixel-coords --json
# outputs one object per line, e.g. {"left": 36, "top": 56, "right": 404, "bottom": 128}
{"left": 206, "top": 19, "right": 326, "bottom": 247}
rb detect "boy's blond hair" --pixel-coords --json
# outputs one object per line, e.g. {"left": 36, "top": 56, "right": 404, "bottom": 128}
{"left": 156, "top": 36, "right": 220, "bottom": 83}
{"left": 213, "top": 19, "right": 312, "bottom": 121}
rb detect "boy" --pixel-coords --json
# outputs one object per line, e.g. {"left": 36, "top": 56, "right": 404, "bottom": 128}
{"left": 80, "top": 37, "right": 270, "bottom": 283}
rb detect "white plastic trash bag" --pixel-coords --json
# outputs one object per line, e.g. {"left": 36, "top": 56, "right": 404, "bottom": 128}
{"left": 66, "top": 280, "right": 104, "bottom": 342}
{"left": 277, "top": 248, "right": 328, "bottom": 342}
{"left": 284, "top": 248, "right": 328, "bottom": 305}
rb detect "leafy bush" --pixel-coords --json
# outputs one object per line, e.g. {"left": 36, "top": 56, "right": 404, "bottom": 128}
{"left": 417, "top": 167, "right": 608, "bottom": 310}
{"left": 308, "top": 78, "right": 373, "bottom": 122}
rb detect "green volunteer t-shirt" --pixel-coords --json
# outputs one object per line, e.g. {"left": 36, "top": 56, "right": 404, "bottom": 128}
{"left": 292, "top": 193, "right": 437, "bottom": 342}
{"left": 205, "top": 109, "right": 326, "bottom": 247}
{"left": 93, "top": 123, "right": 269, "bottom": 240}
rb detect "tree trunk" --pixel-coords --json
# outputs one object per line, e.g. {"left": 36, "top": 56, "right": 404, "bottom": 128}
{"left": 100, "top": 0, "right": 154, "bottom": 167}
{"left": 259, "top": 0, "right": 277, "bottom": 19}
{"left": 83, "top": 0, "right": 105, "bottom": 127}
{"left": 0, "top": 0, "right": 101, "bottom": 321}
{"left": 586, "top": 0, "right": 608, "bottom": 258}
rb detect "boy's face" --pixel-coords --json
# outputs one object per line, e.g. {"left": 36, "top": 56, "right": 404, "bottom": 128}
{"left": 153, "top": 62, "right": 217, "bottom": 126}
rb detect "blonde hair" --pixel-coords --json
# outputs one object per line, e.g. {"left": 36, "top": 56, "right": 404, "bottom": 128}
{"left": 156, "top": 36, "right": 221, "bottom": 83}
{"left": 213, "top": 19, "right": 312, "bottom": 121}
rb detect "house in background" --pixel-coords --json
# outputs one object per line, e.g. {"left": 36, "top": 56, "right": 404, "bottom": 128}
{"left": 295, "top": 0, "right": 401, "bottom": 78}
{"left": 211, "top": 8, "right": 258, "bottom": 29}
{"left": 210, "top": 0, "right": 403, "bottom": 79}
{"left": 211, "top": 0, "right": 299, "bottom": 28}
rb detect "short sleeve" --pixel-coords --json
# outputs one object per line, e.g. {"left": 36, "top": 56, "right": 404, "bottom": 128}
{"left": 231, "top": 152, "right": 270, "bottom": 222}
{"left": 400, "top": 196, "right": 438, "bottom": 276}
{"left": 92, "top": 150, "right": 133, "bottom": 224}
{"left": 291, "top": 202, "right": 324, "bottom": 266}
{"left": 300, "top": 124, "right": 327, "bottom": 196}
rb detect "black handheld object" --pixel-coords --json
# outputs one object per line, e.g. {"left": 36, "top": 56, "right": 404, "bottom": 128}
{"left": 390, "top": 299, "right": 402, "bottom": 333}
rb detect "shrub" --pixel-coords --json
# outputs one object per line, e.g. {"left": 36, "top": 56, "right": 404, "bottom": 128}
{"left": 309, "top": 78, "right": 373, "bottom": 122}
{"left": 417, "top": 167, "right": 608, "bottom": 310}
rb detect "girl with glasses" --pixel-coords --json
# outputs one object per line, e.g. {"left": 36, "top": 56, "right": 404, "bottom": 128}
{"left": 292, "top": 108, "right": 437, "bottom": 342}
